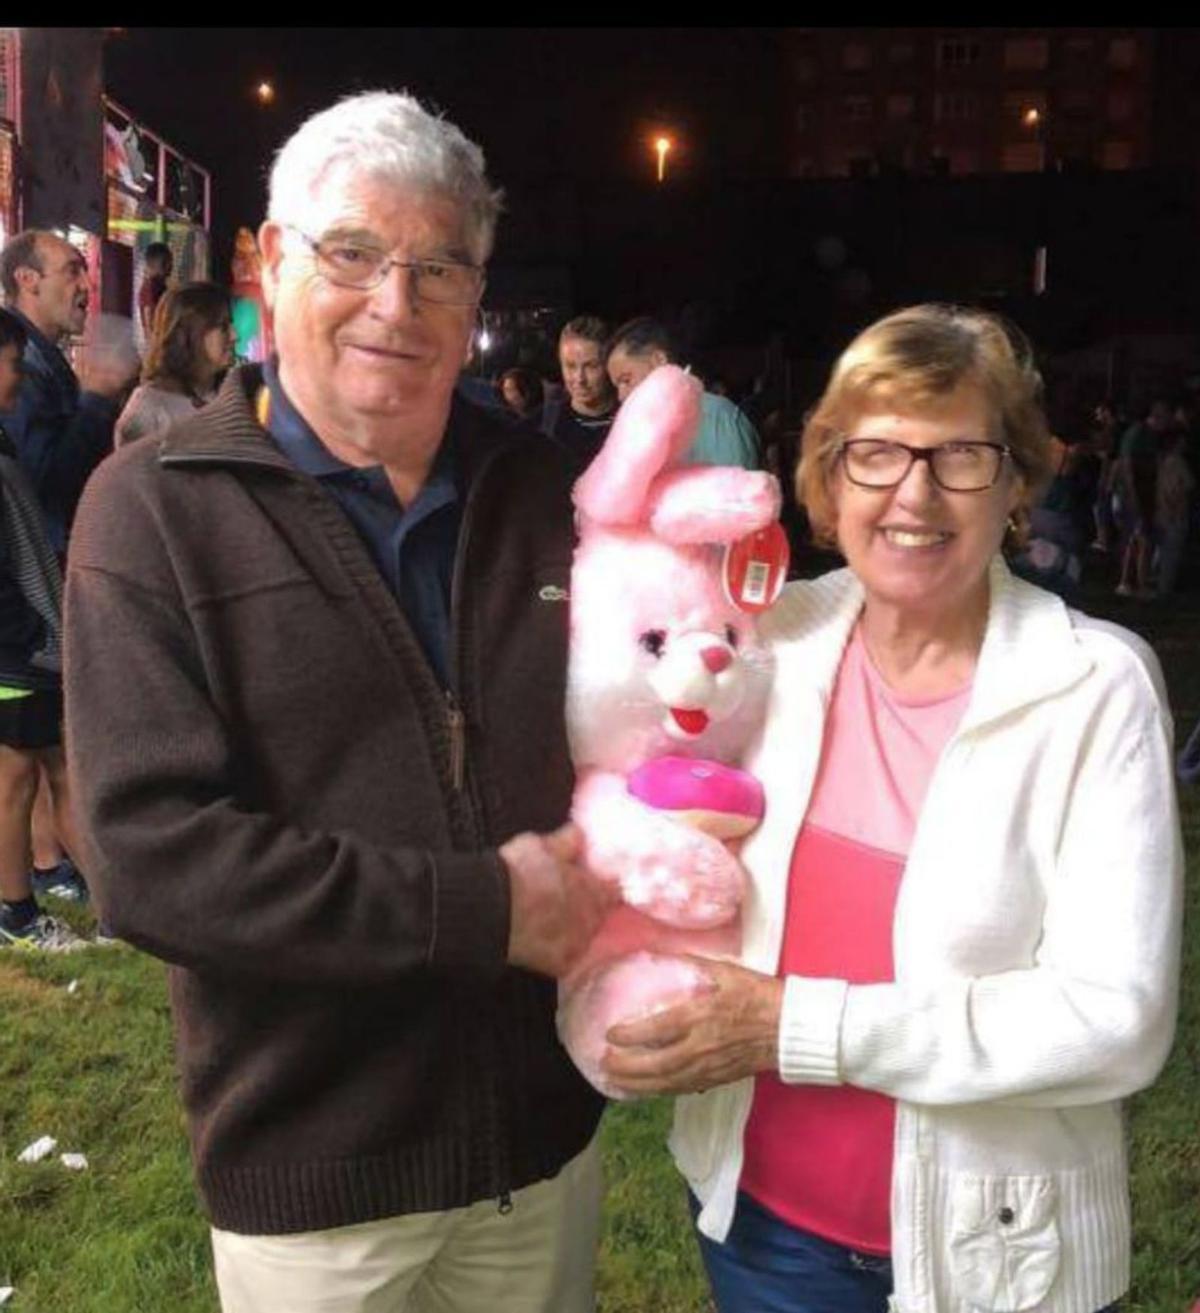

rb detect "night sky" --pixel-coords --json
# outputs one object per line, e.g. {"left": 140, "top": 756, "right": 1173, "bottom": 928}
{"left": 104, "top": 27, "right": 784, "bottom": 274}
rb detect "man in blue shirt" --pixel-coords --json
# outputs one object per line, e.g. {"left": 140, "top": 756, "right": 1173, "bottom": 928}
{"left": 0, "top": 230, "right": 133, "bottom": 551}
{"left": 606, "top": 316, "right": 761, "bottom": 469}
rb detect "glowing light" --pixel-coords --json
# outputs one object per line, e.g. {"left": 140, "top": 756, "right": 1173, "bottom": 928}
{"left": 654, "top": 136, "right": 673, "bottom": 183}
{"left": 477, "top": 327, "right": 492, "bottom": 353}
{"left": 1022, "top": 107, "right": 1041, "bottom": 129}
{"left": 256, "top": 82, "right": 275, "bottom": 105}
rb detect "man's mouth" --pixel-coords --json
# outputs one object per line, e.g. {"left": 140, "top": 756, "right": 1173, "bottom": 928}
{"left": 669, "top": 707, "right": 710, "bottom": 735}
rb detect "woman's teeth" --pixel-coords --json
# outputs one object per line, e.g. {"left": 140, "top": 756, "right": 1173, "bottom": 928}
{"left": 883, "top": 528, "right": 947, "bottom": 547}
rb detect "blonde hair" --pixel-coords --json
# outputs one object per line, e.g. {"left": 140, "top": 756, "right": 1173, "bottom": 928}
{"left": 797, "top": 304, "right": 1054, "bottom": 547}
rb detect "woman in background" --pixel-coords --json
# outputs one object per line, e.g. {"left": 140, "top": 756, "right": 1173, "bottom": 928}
{"left": 116, "top": 282, "right": 234, "bottom": 448}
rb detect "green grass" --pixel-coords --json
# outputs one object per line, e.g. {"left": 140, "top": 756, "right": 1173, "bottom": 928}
{"left": 1, "top": 577, "right": 1197, "bottom": 1312}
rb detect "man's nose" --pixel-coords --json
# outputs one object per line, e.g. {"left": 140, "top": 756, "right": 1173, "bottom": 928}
{"left": 369, "top": 262, "right": 419, "bottom": 320}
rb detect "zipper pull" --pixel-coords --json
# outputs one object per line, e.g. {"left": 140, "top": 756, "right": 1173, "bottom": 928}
{"left": 497, "top": 1190, "right": 513, "bottom": 1215}
{"left": 446, "top": 694, "right": 465, "bottom": 792}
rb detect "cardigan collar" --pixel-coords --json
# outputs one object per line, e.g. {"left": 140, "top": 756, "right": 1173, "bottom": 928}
{"left": 766, "top": 556, "right": 1093, "bottom": 735}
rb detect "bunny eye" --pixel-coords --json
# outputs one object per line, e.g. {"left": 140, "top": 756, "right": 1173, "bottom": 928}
{"left": 638, "top": 629, "right": 667, "bottom": 658}
{"left": 725, "top": 624, "right": 739, "bottom": 648}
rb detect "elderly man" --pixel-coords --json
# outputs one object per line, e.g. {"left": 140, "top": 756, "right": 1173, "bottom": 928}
{"left": 66, "top": 92, "right": 608, "bottom": 1313}
{"left": 606, "top": 316, "right": 760, "bottom": 469}
{"left": 0, "top": 229, "right": 131, "bottom": 552}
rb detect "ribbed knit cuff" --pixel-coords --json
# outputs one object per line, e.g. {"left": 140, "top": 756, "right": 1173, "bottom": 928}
{"left": 427, "top": 849, "right": 510, "bottom": 979}
{"left": 777, "top": 975, "right": 848, "bottom": 1085}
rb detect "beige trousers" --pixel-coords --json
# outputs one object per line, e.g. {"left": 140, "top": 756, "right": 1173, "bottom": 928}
{"left": 211, "top": 1136, "right": 603, "bottom": 1313}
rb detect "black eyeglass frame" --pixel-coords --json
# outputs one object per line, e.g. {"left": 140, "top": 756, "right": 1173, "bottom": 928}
{"left": 282, "top": 224, "right": 485, "bottom": 304}
{"left": 836, "top": 438, "right": 1015, "bottom": 492}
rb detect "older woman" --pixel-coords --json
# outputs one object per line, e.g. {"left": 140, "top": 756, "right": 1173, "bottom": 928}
{"left": 603, "top": 305, "right": 1183, "bottom": 1313}
{"left": 115, "top": 281, "right": 234, "bottom": 447}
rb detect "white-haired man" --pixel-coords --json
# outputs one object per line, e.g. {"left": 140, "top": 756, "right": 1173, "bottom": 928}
{"left": 65, "top": 92, "right": 609, "bottom": 1312}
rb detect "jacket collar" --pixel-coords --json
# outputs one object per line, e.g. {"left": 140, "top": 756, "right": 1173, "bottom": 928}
{"left": 767, "top": 555, "right": 1093, "bottom": 733}
{"left": 159, "top": 362, "right": 525, "bottom": 489}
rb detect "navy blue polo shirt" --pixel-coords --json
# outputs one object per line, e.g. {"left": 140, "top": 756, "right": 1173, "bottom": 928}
{"left": 262, "top": 361, "right": 461, "bottom": 687}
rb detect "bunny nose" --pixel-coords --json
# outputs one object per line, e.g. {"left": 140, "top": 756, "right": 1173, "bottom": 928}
{"left": 701, "top": 646, "right": 732, "bottom": 674}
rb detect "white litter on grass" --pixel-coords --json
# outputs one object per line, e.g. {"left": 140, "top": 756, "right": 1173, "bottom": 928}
{"left": 66, "top": 978, "right": 80, "bottom": 994}
{"left": 59, "top": 1152, "right": 88, "bottom": 1171}
{"left": 16, "top": 1134, "right": 57, "bottom": 1163}
{"left": 0, "top": 1285, "right": 14, "bottom": 1304}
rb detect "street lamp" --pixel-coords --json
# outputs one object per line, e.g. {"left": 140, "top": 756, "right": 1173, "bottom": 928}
{"left": 654, "top": 135, "right": 673, "bottom": 183}
{"left": 1022, "top": 107, "right": 1041, "bottom": 130}
{"left": 255, "top": 81, "right": 275, "bottom": 105}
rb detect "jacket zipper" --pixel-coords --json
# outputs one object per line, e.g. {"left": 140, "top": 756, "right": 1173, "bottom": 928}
{"left": 445, "top": 690, "right": 466, "bottom": 793}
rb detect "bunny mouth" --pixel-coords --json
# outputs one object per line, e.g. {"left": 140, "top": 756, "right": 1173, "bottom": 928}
{"left": 669, "top": 707, "right": 710, "bottom": 736}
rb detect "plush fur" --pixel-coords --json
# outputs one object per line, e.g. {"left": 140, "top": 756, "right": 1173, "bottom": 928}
{"left": 557, "top": 365, "right": 781, "bottom": 1098}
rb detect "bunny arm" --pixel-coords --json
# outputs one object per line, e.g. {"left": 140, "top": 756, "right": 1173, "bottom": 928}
{"left": 573, "top": 767, "right": 745, "bottom": 930}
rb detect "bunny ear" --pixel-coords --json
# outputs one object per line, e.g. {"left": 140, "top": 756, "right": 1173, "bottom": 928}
{"left": 648, "top": 468, "right": 783, "bottom": 545}
{"left": 572, "top": 365, "right": 702, "bottom": 526}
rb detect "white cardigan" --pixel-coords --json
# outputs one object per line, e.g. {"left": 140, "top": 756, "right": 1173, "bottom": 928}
{"left": 669, "top": 559, "right": 1183, "bottom": 1313}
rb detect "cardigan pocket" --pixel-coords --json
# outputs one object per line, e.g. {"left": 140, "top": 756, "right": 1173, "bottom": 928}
{"left": 947, "top": 1173, "right": 1061, "bottom": 1311}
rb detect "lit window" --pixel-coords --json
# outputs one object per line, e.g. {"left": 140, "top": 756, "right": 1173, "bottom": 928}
{"left": 1108, "top": 37, "right": 1137, "bottom": 70}
{"left": 1004, "top": 37, "right": 1049, "bottom": 71}
{"left": 934, "top": 92, "right": 979, "bottom": 123}
{"left": 794, "top": 52, "right": 817, "bottom": 82}
{"left": 889, "top": 41, "right": 915, "bottom": 64}
{"left": 1002, "top": 142, "right": 1045, "bottom": 172}
{"left": 937, "top": 37, "right": 982, "bottom": 69}
{"left": 843, "top": 95, "right": 873, "bottom": 124}
{"left": 1101, "top": 139, "right": 1134, "bottom": 169}
{"left": 887, "top": 93, "right": 916, "bottom": 120}
{"left": 842, "top": 42, "right": 872, "bottom": 71}
{"left": 1107, "top": 89, "right": 1134, "bottom": 122}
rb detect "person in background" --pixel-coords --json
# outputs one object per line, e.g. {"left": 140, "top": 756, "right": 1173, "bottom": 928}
{"left": 0, "top": 309, "right": 87, "bottom": 950}
{"left": 0, "top": 229, "right": 133, "bottom": 552}
{"left": 603, "top": 304, "right": 1183, "bottom": 1313}
{"left": 1115, "top": 397, "right": 1172, "bottom": 597}
{"left": 605, "top": 316, "right": 760, "bottom": 469}
{"left": 67, "top": 90, "right": 607, "bottom": 1313}
{"left": 1089, "top": 398, "right": 1121, "bottom": 552}
{"left": 541, "top": 315, "right": 617, "bottom": 465}
{"left": 137, "top": 241, "right": 175, "bottom": 343}
{"left": 498, "top": 366, "right": 544, "bottom": 422}
{"left": 1153, "top": 424, "right": 1194, "bottom": 597}
{"left": 115, "top": 282, "right": 234, "bottom": 447}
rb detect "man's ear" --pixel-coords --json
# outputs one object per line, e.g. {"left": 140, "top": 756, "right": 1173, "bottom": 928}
{"left": 650, "top": 349, "right": 670, "bottom": 370}
{"left": 12, "top": 265, "right": 40, "bottom": 300}
{"left": 257, "top": 221, "right": 283, "bottom": 312}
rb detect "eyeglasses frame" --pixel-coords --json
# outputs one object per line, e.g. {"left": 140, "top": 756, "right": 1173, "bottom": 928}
{"left": 836, "top": 438, "right": 1015, "bottom": 492}
{"left": 281, "top": 224, "right": 485, "bottom": 305}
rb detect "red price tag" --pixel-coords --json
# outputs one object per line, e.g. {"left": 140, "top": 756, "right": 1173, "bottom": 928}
{"left": 722, "top": 522, "right": 790, "bottom": 614}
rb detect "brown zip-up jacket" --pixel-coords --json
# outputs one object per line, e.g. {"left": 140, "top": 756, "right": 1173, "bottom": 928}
{"left": 64, "top": 366, "right": 604, "bottom": 1234}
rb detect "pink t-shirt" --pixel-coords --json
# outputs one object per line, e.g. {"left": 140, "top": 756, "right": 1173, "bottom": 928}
{"left": 740, "top": 625, "right": 972, "bottom": 1255}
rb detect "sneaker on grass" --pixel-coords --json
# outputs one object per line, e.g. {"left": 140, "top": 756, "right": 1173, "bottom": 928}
{"left": 0, "top": 912, "right": 88, "bottom": 952}
{"left": 30, "top": 859, "right": 89, "bottom": 903}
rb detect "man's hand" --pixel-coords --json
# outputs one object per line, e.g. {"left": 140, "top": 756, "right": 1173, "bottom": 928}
{"left": 80, "top": 354, "right": 138, "bottom": 401}
{"left": 502, "top": 823, "right": 610, "bottom": 978}
{"left": 600, "top": 956, "right": 784, "bottom": 1096}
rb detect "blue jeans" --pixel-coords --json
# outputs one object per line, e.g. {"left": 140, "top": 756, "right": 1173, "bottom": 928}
{"left": 689, "top": 1190, "right": 1122, "bottom": 1313}
{"left": 689, "top": 1190, "right": 892, "bottom": 1313}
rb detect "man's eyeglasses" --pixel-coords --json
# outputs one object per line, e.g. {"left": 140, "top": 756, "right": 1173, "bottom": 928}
{"left": 837, "top": 439, "right": 1013, "bottom": 492}
{"left": 284, "top": 226, "right": 484, "bottom": 305}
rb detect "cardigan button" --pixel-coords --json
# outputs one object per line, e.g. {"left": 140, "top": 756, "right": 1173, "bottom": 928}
{"left": 997, "top": 1206, "right": 1015, "bottom": 1225}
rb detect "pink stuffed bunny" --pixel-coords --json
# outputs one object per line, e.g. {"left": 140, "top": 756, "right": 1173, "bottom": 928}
{"left": 558, "top": 365, "right": 782, "bottom": 1098}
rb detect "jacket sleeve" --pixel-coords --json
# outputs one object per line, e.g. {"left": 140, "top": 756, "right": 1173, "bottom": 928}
{"left": 777, "top": 657, "right": 1184, "bottom": 1108}
{"left": 64, "top": 464, "right": 511, "bottom": 989}
{"left": 7, "top": 370, "right": 116, "bottom": 525}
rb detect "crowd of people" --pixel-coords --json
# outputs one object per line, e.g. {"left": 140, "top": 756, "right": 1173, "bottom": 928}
{"left": 0, "top": 87, "right": 1190, "bottom": 1313}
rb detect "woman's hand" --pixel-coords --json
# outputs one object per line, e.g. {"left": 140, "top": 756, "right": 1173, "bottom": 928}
{"left": 600, "top": 956, "right": 784, "bottom": 1097}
